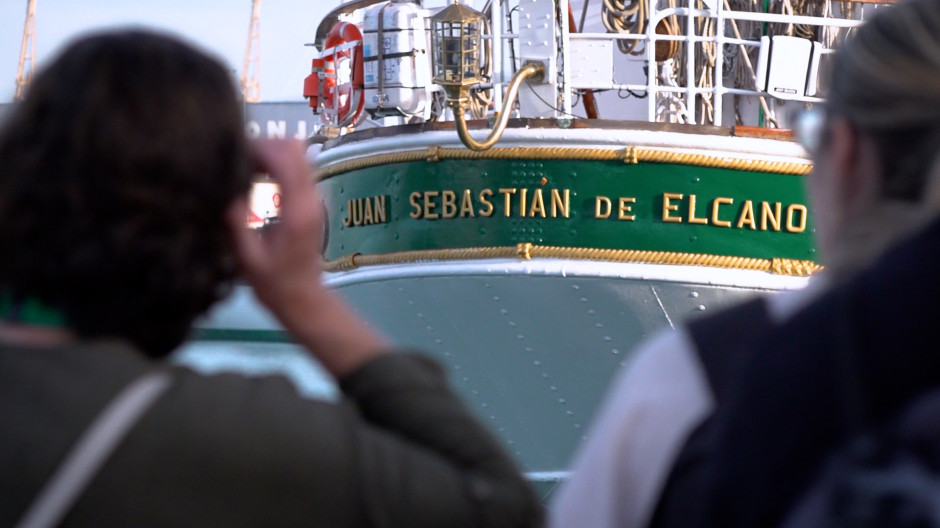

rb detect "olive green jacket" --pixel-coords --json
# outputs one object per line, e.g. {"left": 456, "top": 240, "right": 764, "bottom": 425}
{"left": 1, "top": 340, "right": 542, "bottom": 527}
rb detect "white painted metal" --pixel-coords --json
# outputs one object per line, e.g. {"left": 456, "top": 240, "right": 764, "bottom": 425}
{"left": 567, "top": 39, "right": 614, "bottom": 89}
{"left": 315, "top": 125, "right": 810, "bottom": 169}
{"left": 491, "top": 0, "right": 504, "bottom": 110}
{"left": 560, "top": 0, "right": 572, "bottom": 117}
{"left": 324, "top": 259, "right": 811, "bottom": 292}
{"left": 515, "top": 0, "right": 557, "bottom": 118}
{"left": 362, "top": 1, "right": 435, "bottom": 117}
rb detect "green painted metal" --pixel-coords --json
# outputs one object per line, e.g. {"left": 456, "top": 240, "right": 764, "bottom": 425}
{"left": 320, "top": 158, "right": 817, "bottom": 262}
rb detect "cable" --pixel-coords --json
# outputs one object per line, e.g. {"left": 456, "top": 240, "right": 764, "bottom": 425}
{"left": 618, "top": 86, "right": 648, "bottom": 99}
{"left": 524, "top": 81, "right": 586, "bottom": 119}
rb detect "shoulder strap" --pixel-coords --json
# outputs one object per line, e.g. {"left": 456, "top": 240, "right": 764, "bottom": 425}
{"left": 15, "top": 371, "right": 173, "bottom": 528}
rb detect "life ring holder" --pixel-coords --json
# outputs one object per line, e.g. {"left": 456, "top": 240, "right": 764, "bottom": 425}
{"left": 317, "top": 22, "right": 365, "bottom": 128}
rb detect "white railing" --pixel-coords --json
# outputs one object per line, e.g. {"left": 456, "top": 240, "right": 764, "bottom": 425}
{"left": 485, "top": 0, "right": 866, "bottom": 126}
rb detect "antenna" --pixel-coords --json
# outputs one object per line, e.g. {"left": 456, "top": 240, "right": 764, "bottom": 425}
{"left": 15, "top": 0, "right": 37, "bottom": 101}
{"left": 241, "top": 0, "right": 262, "bottom": 103}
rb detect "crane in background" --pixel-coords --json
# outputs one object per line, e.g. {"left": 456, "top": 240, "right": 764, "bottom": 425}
{"left": 241, "top": 0, "right": 262, "bottom": 103}
{"left": 15, "top": 0, "right": 37, "bottom": 101}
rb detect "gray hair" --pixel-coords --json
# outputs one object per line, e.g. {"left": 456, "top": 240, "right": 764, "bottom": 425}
{"left": 819, "top": 0, "right": 940, "bottom": 278}
{"left": 828, "top": 0, "right": 940, "bottom": 130}
{"left": 827, "top": 0, "right": 940, "bottom": 201}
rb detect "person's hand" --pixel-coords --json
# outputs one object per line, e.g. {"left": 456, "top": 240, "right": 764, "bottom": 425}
{"left": 229, "top": 140, "right": 323, "bottom": 311}
{"left": 228, "top": 139, "right": 387, "bottom": 378}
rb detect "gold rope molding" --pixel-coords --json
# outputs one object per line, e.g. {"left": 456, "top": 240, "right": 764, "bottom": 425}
{"left": 315, "top": 145, "right": 812, "bottom": 180}
{"left": 323, "top": 244, "right": 822, "bottom": 276}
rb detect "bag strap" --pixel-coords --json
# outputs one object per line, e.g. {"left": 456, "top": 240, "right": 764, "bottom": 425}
{"left": 15, "top": 370, "right": 173, "bottom": 528}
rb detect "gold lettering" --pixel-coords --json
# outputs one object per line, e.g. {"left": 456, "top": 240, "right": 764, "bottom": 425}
{"left": 786, "top": 204, "right": 808, "bottom": 233}
{"left": 618, "top": 197, "right": 636, "bottom": 221}
{"left": 736, "top": 200, "right": 756, "bottom": 229}
{"left": 595, "top": 196, "right": 612, "bottom": 219}
{"left": 374, "top": 195, "right": 387, "bottom": 224}
{"left": 687, "top": 194, "right": 708, "bottom": 225}
{"left": 343, "top": 199, "right": 352, "bottom": 227}
{"left": 442, "top": 190, "right": 457, "bottom": 219}
{"left": 363, "top": 197, "right": 374, "bottom": 225}
{"left": 529, "top": 188, "right": 546, "bottom": 218}
{"left": 551, "top": 189, "right": 570, "bottom": 218}
{"left": 498, "top": 188, "right": 516, "bottom": 217}
{"left": 520, "top": 188, "right": 528, "bottom": 218}
{"left": 662, "top": 193, "right": 683, "bottom": 223}
{"left": 460, "top": 190, "right": 476, "bottom": 218}
{"left": 761, "top": 202, "right": 782, "bottom": 231}
{"left": 409, "top": 192, "right": 422, "bottom": 219}
{"left": 424, "top": 191, "right": 440, "bottom": 220}
{"left": 711, "top": 197, "right": 733, "bottom": 227}
{"left": 351, "top": 198, "right": 362, "bottom": 226}
{"left": 478, "top": 189, "right": 494, "bottom": 217}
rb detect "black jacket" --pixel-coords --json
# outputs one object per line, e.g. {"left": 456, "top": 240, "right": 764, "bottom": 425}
{"left": 655, "top": 214, "right": 940, "bottom": 527}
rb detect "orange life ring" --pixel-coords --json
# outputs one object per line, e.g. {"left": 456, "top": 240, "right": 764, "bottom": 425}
{"left": 311, "top": 22, "right": 365, "bottom": 128}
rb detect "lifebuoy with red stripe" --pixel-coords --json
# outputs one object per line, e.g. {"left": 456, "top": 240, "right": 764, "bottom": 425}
{"left": 303, "top": 22, "right": 365, "bottom": 128}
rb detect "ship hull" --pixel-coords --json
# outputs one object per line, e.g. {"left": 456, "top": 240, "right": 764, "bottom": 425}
{"left": 179, "top": 120, "right": 817, "bottom": 498}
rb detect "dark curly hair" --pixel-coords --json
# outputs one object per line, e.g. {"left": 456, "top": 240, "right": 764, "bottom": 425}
{"left": 0, "top": 30, "right": 252, "bottom": 357}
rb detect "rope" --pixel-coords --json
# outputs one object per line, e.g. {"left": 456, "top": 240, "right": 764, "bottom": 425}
{"left": 322, "top": 243, "right": 822, "bottom": 276}
{"left": 315, "top": 145, "right": 812, "bottom": 180}
{"left": 602, "top": 0, "right": 649, "bottom": 55}
{"left": 323, "top": 246, "right": 519, "bottom": 271}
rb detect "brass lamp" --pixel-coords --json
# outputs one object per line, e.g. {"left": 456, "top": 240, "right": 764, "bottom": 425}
{"left": 430, "top": 1, "right": 484, "bottom": 103}
{"left": 430, "top": 1, "right": 544, "bottom": 151}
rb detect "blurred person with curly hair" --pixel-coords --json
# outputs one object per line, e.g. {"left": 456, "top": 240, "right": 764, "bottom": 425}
{"left": 0, "top": 30, "right": 542, "bottom": 528}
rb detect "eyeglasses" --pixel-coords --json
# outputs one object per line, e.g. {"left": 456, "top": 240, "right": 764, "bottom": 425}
{"left": 795, "top": 106, "right": 826, "bottom": 154}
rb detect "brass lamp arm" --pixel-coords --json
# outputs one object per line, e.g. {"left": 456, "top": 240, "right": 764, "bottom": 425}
{"left": 453, "top": 62, "right": 545, "bottom": 151}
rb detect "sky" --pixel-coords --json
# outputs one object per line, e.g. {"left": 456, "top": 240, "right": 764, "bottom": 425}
{"left": 0, "top": 0, "right": 334, "bottom": 103}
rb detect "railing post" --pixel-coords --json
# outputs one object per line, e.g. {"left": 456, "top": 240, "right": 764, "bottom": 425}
{"left": 647, "top": 2, "right": 658, "bottom": 122}
{"left": 714, "top": 0, "right": 724, "bottom": 126}
{"left": 560, "top": 0, "right": 572, "bottom": 117}
{"left": 686, "top": 1, "right": 697, "bottom": 124}
{"left": 491, "top": 0, "right": 504, "bottom": 112}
